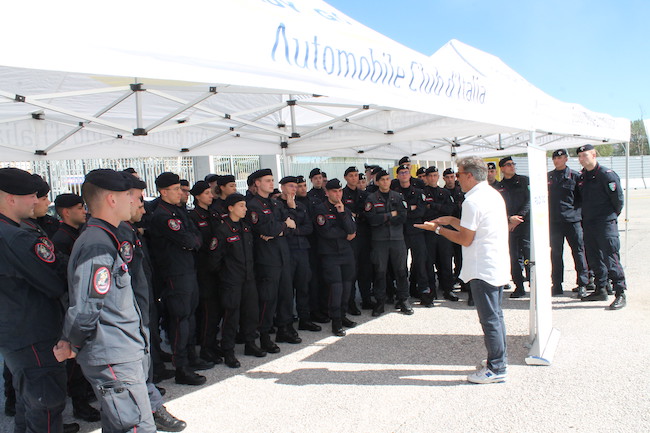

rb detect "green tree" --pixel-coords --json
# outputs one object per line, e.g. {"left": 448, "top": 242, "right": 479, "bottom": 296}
{"left": 629, "top": 119, "right": 649, "bottom": 156}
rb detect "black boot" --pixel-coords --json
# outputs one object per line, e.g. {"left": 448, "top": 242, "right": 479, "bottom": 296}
{"left": 72, "top": 398, "right": 101, "bottom": 422}
{"left": 260, "top": 333, "right": 280, "bottom": 354}
{"left": 4, "top": 393, "right": 15, "bottom": 417}
{"left": 64, "top": 423, "right": 80, "bottom": 433}
{"left": 396, "top": 299, "right": 414, "bottom": 315}
{"left": 348, "top": 301, "right": 362, "bottom": 316}
{"left": 223, "top": 350, "right": 241, "bottom": 369}
{"left": 154, "top": 405, "right": 187, "bottom": 432}
{"left": 188, "top": 347, "right": 215, "bottom": 371}
{"left": 581, "top": 287, "right": 608, "bottom": 302}
{"left": 332, "top": 319, "right": 346, "bottom": 337}
{"left": 443, "top": 291, "right": 460, "bottom": 301}
{"left": 609, "top": 292, "right": 626, "bottom": 310}
{"left": 175, "top": 367, "right": 207, "bottom": 386}
{"left": 372, "top": 302, "right": 385, "bottom": 317}
{"left": 576, "top": 286, "right": 587, "bottom": 299}
{"left": 310, "top": 311, "right": 331, "bottom": 323}
{"left": 420, "top": 290, "right": 435, "bottom": 308}
{"left": 276, "top": 326, "right": 302, "bottom": 344}
{"left": 341, "top": 316, "right": 357, "bottom": 328}
{"left": 298, "top": 319, "right": 322, "bottom": 332}
{"left": 244, "top": 341, "right": 267, "bottom": 357}
{"left": 199, "top": 347, "right": 224, "bottom": 365}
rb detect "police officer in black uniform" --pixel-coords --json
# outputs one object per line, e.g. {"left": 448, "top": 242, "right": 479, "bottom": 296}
{"left": 211, "top": 174, "right": 238, "bottom": 218}
{"left": 576, "top": 144, "right": 627, "bottom": 309}
{"left": 343, "top": 166, "right": 373, "bottom": 311}
{"left": 487, "top": 162, "right": 499, "bottom": 188}
{"left": 313, "top": 179, "right": 358, "bottom": 336}
{"left": 149, "top": 172, "right": 211, "bottom": 386}
{"left": 51, "top": 193, "right": 86, "bottom": 258}
{"left": 364, "top": 170, "right": 414, "bottom": 317}
{"left": 548, "top": 149, "right": 590, "bottom": 297}
{"left": 442, "top": 168, "right": 464, "bottom": 294}
{"left": 390, "top": 156, "right": 425, "bottom": 190}
{"left": 246, "top": 169, "right": 301, "bottom": 353}
{"left": 212, "top": 193, "right": 266, "bottom": 367}
{"left": 496, "top": 156, "right": 531, "bottom": 298}
{"left": 0, "top": 167, "right": 78, "bottom": 433}
{"left": 278, "top": 176, "right": 321, "bottom": 332}
{"left": 392, "top": 164, "right": 430, "bottom": 299}
{"left": 60, "top": 168, "right": 155, "bottom": 433}
{"left": 307, "top": 168, "right": 327, "bottom": 205}
{"left": 421, "top": 166, "right": 458, "bottom": 306}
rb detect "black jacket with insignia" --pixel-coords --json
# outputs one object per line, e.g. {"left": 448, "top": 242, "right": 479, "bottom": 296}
{"left": 422, "top": 185, "right": 455, "bottom": 221}
{"left": 312, "top": 200, "right": 356, "bottom": 255}
{"left": 364, "top": 189, "right": 407, "bottom": 241}
{"left": 496, "top": 174, "right": 531, "bottom": 230}
{"left": 577, "top": 163, "right": 623, "bottom": 223}
{"left": 548, "top": 167, "right": 582, "bottom": 223}
{"left": 245, "top": 193, "right": 290, "bottom": 267}
{"left": 52, "top": 222, "right": 81, "bottom": 258}
{"left": 211, "top": 217, "right": 255, "bottom": 284}
{"left": 279, "top": 198, "right": 312, "bottom": 250}
{"left": 392, "top": 183, "right": 426, "bottom": 235}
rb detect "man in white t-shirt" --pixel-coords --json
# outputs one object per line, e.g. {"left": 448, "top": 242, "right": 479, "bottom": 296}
{"left": 416, "top": 156, "right": 510, "bottom": 384}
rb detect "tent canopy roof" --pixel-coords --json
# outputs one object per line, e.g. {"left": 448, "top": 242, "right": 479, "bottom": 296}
{"left": 0, "top": 0, "right": 629, "bottom": 161}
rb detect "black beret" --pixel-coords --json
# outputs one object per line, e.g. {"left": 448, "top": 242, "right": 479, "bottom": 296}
{"left": 344, "top": 166, "right": 358, "bottom": 176}
{"left": 416, "top": 167, "right": 426, "bottom": 176}
{"left": 85, "top": 169, "right": 131, "bottom": 192}
{"left": 155, "top": 172, "right": 180, "bottom": 189}
{"left": 498, "top": 156, "right": 513, "bottom": 167}
{"left": 190, "top": 180, "right": 211, "bottom": 196}
{"left": 217, "top": 175, "right": 235, "bottom": 186}
{"left": 123, "top": 167, "right": 137, "bottom": 174}
{"left": 246, "top": 173, "right": 255, "bottom": 187}
{"left": 271, "top": 188, "right": 281, "bottom": 195}
{"left": 249, "top": 168, "right": 273, "bottom": 182}
{"left": 371, "top": 166, "right": 384, "bottom": 176}
{"left": 0, "top": 167, "right": 38, "bottom": 195}
{"left": 396, "top": 164, "right": 410, "bottom": 173}
{"left": 321, "top": 172, "right": 327, "bottom": 178}
{"left": 443, "top": 168, "right": 455, "bottom": 176}
{"left": 398, "top": 156, "right": 411, "bottom": 165}
{"left": 325, "top": 178, "right": 343, "bottom": 190}
{"left": 180, "top": 179, "right": 190, "bottom": 187}
{"left": 358, "top": 173, "right": 366, "bottom": 180}
{"left": 32, "top": 174, "right": 50, "bottom": 198}
{"left": 296, "top": 175, "right": 306, "bottom": 184}
{"left": 487, "top": 162, "right": 497, "bottom": 170}
{"left": 552, "top": 149, "right": 568, "bottom": 158}
{"left": 279, "top": 176, "right": 298, "bottom": 185}
{"left": 577, "top": 144, "right": 595, "bottom": 154}
{"left": 425, "top": 166, "right": 438, "bottom": 174}
{"left": 205, "top": 174, "right": 219, "bottom": 183}
{"left": 375, "top": 169, "right": 390, "bottom": 179}
{"left": 127, "top": 175, "right": 147, "bottom": 190}
{"left": 309, "top": 168, "right": 322, "bottom": 178}
{"left": 224, "top": 193, "right": 246, "bottom": 208}
{"left": 54, "top": 193, "right": 84, "bottom": 208}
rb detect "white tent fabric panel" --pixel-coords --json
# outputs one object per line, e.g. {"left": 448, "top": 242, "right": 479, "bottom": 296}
{"left": 0, "top": 0, "right": 630, "bottom": 161}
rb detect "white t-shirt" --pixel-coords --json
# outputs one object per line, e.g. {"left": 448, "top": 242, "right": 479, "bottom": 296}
{"left": 459, "top": 181, "right": 511, "bottom": 286}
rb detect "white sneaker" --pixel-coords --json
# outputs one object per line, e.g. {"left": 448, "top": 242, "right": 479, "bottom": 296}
{"left": 467, "top": 366, "right": 507, "bottom": 384}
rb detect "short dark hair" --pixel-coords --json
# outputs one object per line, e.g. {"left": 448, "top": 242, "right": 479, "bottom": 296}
{"left": 81, "top": 182, "right": 108, "bottom": 214}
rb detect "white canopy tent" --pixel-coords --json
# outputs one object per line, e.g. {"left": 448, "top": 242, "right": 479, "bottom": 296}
{"left": 0, "top": 0, "right": 629, "bottom": 162}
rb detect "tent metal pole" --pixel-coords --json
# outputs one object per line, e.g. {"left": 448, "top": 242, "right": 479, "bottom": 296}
{"left": 624, "top": 141, "right": 629, "bottom": 268}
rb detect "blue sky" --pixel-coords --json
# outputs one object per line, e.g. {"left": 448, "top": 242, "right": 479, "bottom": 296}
{"left": 326, "top": 0, "right": 649, "bottom": 121}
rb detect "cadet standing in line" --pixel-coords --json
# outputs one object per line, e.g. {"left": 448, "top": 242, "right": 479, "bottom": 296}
{"left": 547, "top": 149, "right": 590, "bottom": 297}
{"left": 313, "top": 179, "right": 358, "bottom": 336}
{"left": 443, "top": 167, "right": 464, "bottom": 290}
{"left": 306, "top": 168, "right": 329, "bottom": 323}
{"left": 58, "top": 168, "right": 155, "bottom": 432}
{"left": 0, "top": 168, "right": 77, "bottom": 433}
{"left": 576, "top": 144, "right": 627, "bottom": 309}
{"left": 212, "top": 193, "right": 267, "bottom": 367}
{"left": 487, "top": 162, "right": 499, "bottom": 187}
{"left": 51, "top": 194, "right": 87, "bottom": 257}
{"left": 495, "top": 157, "right": 531, "bottom": 298}
{"left": 364, "top": 170, "right": 414, "bottom": 317}
{"left": 246, "top": 168, "right": 300, "bottom": 353}
{"left": 211, "top": 174, "right": 238, "bottom": 218}
{"left": 149, "top": 172, "right": 212, "bottom": 386}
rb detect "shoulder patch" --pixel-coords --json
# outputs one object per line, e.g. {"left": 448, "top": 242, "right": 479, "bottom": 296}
{"left": 39, "top": 237, "right": 54, "bottom": 252}
{"left": 364, "top": 201, "right": 373, "bottom": 211}
{"left": 92, "top": 266, "right": 111, "bottom": 297}
{"left": 250, "top": 211, "right": 259, "bottom": 224}
{"left": 209, "top": 237, "right": 218, "bottom": 250}
{"left": 316, "top": 214, "right": 326, "bottom": 226}
{"left": 168, "top": 218, "right": 182, "bottom": 231}
{"left": 120, "top": 241, "right": 133, "bottom": 263}
{"left": 608, "top": 182, "right": 617, "bottom": 191}
{"left": 34, "top": 242, "right": 56, "bottom": 263}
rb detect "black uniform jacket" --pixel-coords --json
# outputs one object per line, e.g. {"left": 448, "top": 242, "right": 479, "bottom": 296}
{"left": 279, "top": 198, "right": 312, "bottom": 250}
{"left": 312, "top": 200, "right": 356, "bottom": 255}
{"left": 548, "top": 167, "right": 582, "bottom": 223}
{"left": 577, "top": 163, "right": 623, "bottom": 223}
{"left": 422, "top": 185, "right": 455, "bottom": 221}
{"left": 364, "top": 190, "right": 407, "bottom": 241}
{"left": 149, "top": 200, "right": 202, "bottom": 278}
{"left": 393, "top": 183, "right": 426, "bottom": 235}
{"left": 496, "top": 174, "right": 531, "bottom": 223}
{"left": 211, "top": 217, "right": 255, "bottom": 283}
{"left": 52, "top": 223, "right": 81, "bottom": 257}
{"left": 245, "top": 194, "right": 290, "bottom": 267}
{"left": 0, "top": 213, "right": 66, "bottom": 352}
{"left": 189, "top": 205, "right": 222, "bottom": 273}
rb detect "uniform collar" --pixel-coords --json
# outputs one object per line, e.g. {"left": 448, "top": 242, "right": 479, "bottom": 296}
{"left": 0, "top": 213, "right": 19, "bottom": 227}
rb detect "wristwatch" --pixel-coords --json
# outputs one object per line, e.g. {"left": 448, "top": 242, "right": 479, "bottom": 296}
{"left": 434, "top": 226, "right": 441, "bottom": 235}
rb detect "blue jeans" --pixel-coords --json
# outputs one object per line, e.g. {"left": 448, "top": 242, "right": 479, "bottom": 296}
{"left": 469, "top": 279, "right": 508, "bottom": 374}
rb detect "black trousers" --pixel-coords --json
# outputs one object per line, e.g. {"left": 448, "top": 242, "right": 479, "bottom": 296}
{"left": 583, "top": 219, "right": 627, "bottom": 294}
{"left": 453, "top": 243, "right": 463, "bottom": 279}
{"left": 405, "top": 232, "right": 429, "bottom": 292}
{"left": 308, "top": 242, "right": 329, "bottom": 315}
{"left": 219, "top": 278, "right": 258, "bottom": 351}
{"left": 371, "top": 239, "right": 409, "bottom": 302}
{"left": 350, "top": 230, "right": 373, "bottom": 304}
{"left": 321, "top": 250, "right": 355, "bottom": 319}
{"left": 550, "top": 220, "right": 590, "bottom": 288}
{"left": 196, "top": 271, "right": 222, "bottom": 353}
{"left": 162, "top": 273, "right": 199, "bottom": 369}
{"left": 509, "top": 226, "right": 531, "bottom": 291}
{"left": 289, "top": 248, "right": 312, "bottom": 320}
{"left": 3, "top": 339, "right": 67, "bottom": 433}
{"left": 256, "top": 262, "right": 292, "bottom": 333}
{"left": 424, "top": 231, "right": 454, "bottom": 293}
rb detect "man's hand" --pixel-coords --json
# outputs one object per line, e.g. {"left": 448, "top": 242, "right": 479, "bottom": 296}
{"left": 334, "top": 200, "right": 345, "bottom": 213}
{"left": 286, "top": 193, "right": 296, "bottom": 209}
{"left": 285, "top": 217, "right": 296, "bottom": 229}
{"left": 414, "top": 221, "right": 438, "bottom": 232}
{"left": 260, "top": 235, "right": 274, "bottom": 241}
{"left": 53, "top": 340, "right": 75, "bottom": 362}
{"left": 346, "top": 233, "right": 356, "bottom": 241}
{"left": 390, "top": 210, "right": 398, "bottom": 217}
{"left": 508, "top": 215, "right": 524, "bottom": 232}
{"left": 433, "top": 216, "right": 459, "bottom": 226}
